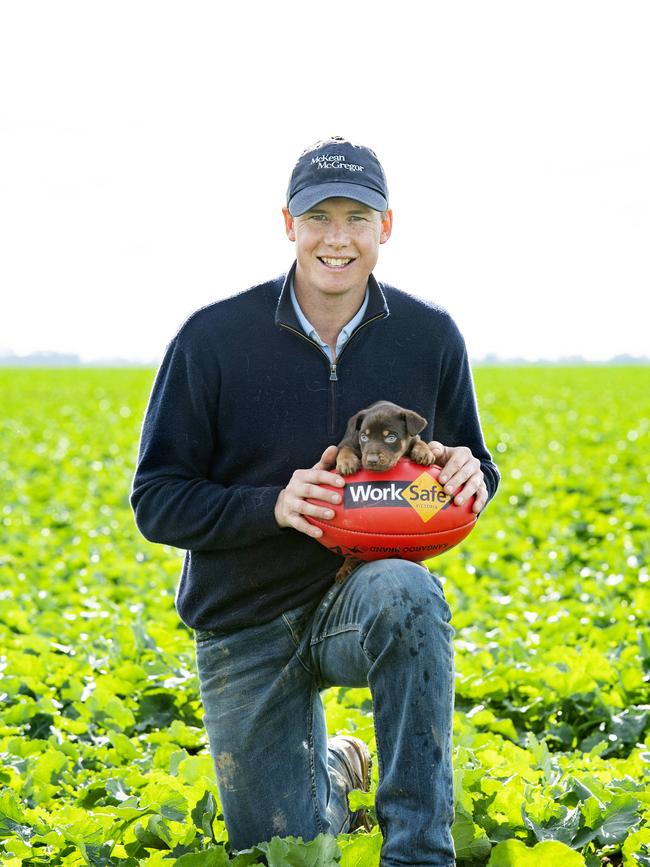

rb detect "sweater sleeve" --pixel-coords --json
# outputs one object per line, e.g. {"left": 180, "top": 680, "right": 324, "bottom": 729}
{"left": 130, "top": 338, "right": 285, "bottom": 551}
{"left": 433, "top": 318, "right": 500, "bottom": 506}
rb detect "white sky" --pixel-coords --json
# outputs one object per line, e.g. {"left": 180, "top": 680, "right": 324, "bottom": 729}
{"left": 1, "top": 1, "right": 648, "bottom": 363}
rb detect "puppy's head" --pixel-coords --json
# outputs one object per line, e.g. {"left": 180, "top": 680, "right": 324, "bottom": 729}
{"left": 354, "top": 401, "right": 427, "bottom": 471}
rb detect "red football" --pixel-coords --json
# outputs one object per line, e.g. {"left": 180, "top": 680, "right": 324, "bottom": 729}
{"left": 307, "top": 458, "right": 477, "bottom": 562}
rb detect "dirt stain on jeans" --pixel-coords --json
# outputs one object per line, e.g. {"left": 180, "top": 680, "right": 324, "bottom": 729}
{"left": 215, "top": 751, "right": 238, "bottom": 790}
{"left": 430, "top": 726, "right": 443, "bottom": 765}
{"left": 271, "top": 808, "right": 288, "bottom": 834}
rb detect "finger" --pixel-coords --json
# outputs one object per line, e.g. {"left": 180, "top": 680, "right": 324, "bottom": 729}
{"left": 311, "top": 449, "right": 345, "bottom": 488}
{"left": 285, "top": 494, "right": 337, "bottom": 522}
{"left": 439, "top": 450, "right": 475, "bottom": 490}
{"left": 291, "top": 472, "right": 345, "bottom": 498}
{"left": 296, "top": 483, "right": 343, "bottom": 506}
{"left": 428, "top": 441, "right": 447, "bottom": 463}
{"left": 453, "top": 472, "right": 483, "bottom": 505}
{"left": 313, "top": 445, "right": 339, "bottom": 471}
{"left": 289, "top": 512, "right": 325, "bottom": 539}
{"left": 277, "top": 494, "right": 324, "bottom": 537}
{"left": 286, "top": 492, "right": 339, "bottom": 534}
{"left": 472, "top": 484, "right": 488, "bottom": 514}
{"left": 282, "top": 489, "right": 341, "bottom": 521}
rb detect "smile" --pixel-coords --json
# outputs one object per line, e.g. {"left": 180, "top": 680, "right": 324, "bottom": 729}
{"left": 319, "top": 257, "right": 355, "bottom": 269}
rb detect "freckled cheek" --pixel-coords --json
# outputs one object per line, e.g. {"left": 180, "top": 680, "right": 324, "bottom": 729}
{"left": 360, "top": 245, "right": 380, "bottom": 270}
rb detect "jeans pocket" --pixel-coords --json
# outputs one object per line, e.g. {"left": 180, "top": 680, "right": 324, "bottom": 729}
{"left": 194, "top": 627, "right": 228, "bottom": 645}
{"left": 281, "top": 601, "right": 316, "bottom": 648}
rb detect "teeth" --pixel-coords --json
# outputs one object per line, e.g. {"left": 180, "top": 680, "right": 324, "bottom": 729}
{"left": 321, "top": 257, "right": 352, "bottom": 267}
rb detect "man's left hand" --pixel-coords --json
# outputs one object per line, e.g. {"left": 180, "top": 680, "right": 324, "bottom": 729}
{"left": 427, "top": 442, "right": 487, "bottom": 514}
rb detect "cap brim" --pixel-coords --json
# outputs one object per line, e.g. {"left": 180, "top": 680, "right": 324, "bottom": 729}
{"left": 288, "top": 182, "right": 388, "bottom": 217}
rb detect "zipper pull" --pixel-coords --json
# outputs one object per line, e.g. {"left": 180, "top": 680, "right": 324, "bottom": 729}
{"left": 329, "top": 363, "right": 338, "bottom": 382}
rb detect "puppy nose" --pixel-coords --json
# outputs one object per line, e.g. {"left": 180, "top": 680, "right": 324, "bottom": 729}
{"left": 366, "top": 454, "right": 380, "bottom": 466}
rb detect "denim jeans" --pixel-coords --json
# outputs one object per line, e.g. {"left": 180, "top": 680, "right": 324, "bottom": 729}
{"left": 194, "top": 559, "right": 456, "bottom": 866}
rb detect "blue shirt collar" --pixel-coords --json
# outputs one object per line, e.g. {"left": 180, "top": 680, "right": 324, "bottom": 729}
{"left": 289, "top": 278, "right": 369, "bottom": 362}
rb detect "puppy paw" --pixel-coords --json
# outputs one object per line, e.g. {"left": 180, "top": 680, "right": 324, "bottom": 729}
{"left": 410, "top": 440, "right": 435, "bottom": 466}
{"left": 336, "top": 447, "right": 361, "bottom": 476}
{"left": 335, "top": 557, "right": 361, "bottom": 583}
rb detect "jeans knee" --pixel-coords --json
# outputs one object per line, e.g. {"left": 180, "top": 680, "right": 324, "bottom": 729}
{"left": 355, "top": 560, "right": 452, "bottom": 660}
{"left": 358, "top": 559, "right": 447, "bottom": 612}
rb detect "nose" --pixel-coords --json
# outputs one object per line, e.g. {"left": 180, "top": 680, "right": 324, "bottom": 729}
{"left": 324, "top": 219, "right": 350, "bottom": 247}
{"left": 365, "top": 453, "right": 380, "bottom": 466}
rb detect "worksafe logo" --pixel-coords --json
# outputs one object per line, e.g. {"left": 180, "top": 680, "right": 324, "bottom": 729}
{"left": 344, "top": 471, "right": 451, "bottom": 523}
{"left": 402, "top": 471, "right": 450, "bottom": 523}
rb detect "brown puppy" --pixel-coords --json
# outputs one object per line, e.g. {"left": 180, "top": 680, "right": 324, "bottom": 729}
{"left": 333, "top": 401, "right": 435, "bottom": 582}
{"left": 336, "top": 400, "right": 435, "bottom": 476}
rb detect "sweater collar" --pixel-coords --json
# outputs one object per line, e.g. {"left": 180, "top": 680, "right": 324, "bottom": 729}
{"left": 275, "top": 260, "right": 389, "bottom": 332}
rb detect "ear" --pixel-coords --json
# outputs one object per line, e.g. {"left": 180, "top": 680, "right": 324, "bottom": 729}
{"left": 402, "top": 409, "right": 427, "bottom": 436}
{"left": 338, "top": 411, "right": 366, "bottom": 449}
{"left": 379, "top": 208, "right": 393, "bottom": 244}
{"left": 282, "top": 207, "right": 296, "bottom": 241}
{"left": 354, "top": 412, "right": 366, "bottom": 431}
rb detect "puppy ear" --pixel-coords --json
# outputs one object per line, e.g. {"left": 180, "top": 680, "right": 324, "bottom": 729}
{"left": 402, "top": 409, "right": 427, "bottom": 436}
{"left": 338, "top": 411, "right": 366, "bottom": 450}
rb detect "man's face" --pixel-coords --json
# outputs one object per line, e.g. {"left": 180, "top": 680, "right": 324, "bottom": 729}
{"left": 283, "top": 197, "right": 392, "bottom": 301}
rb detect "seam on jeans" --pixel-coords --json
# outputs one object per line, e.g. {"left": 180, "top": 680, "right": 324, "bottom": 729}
{"left": 445, "top": 636, "right": 456, "bottom": 827}
{"left": 360, "top": 627, "right": 379, "bottom": 664}
{"left": 281, "top": 613, "right": 315, "bottom": 677}
{"left": 295, "top": 649, "right": 314, "bottom": 676}
{"left": 281, "top": 613, "right": 300, "bottom": 646}
{"left": 309, "top": 623, "right": 363, "bottom": 646}
{"left": 308, "top": 685, "right": 326, "bottom": 835}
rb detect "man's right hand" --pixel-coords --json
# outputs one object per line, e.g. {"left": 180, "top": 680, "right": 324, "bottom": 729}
{"left": 274, "top": 445, "right": 345, "bottom": 539}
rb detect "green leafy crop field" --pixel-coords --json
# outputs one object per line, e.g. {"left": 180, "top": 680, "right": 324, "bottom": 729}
{"left": 1, "top": 366, "right": 648, "bottom": 866}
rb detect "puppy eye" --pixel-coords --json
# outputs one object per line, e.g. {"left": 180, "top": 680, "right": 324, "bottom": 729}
{"left": 359, "top": 433, "right": 369, "bottom": 443}
{"left": 385, "top": 434, "right": 398, "bottom": 443}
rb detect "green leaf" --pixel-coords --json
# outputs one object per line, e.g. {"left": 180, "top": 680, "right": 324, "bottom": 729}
{"left": 0, "top": 789, "right": 32, "bottom": 841}
{"left": 230, "top": 851, "right": 265, "bottom": 866}
{"left": 522, "top": 803, "right": 581, "bottom": 845}
{"left": 487, "top": 838, "right": 586, "bottom": 866}
{"left": 191, "top": 790, "right": 217, "bottom": 841}
{"left": 174, "top": 846, "right": 231, "bottom": 866}
{"left": 452, "top": 805, "right": 491, "bottom": 862}
{"left": 622, "top": 827, "right": 650, "bottom": 866}
{"left": 106, "top": 730, "right": 140, "bottom": 761}
{"left": 3, "top": 837, "right": 32, "bottom": 859}
{"left": 609, "top": 708, "right": 648, "bottom": 746}
{"left": 139, "top": 782, "right": 188, "bottom": 822}
{"left": 338, "top": 831, "right": 382, "bottom": 866}
{"left": 134, "top": 819, "right": 170, "bottom": 850}
{"left": 593, "top": 794, "right": 641, "bottom": 845}
{"left": 347, "top": 790, "right": 373, "bottom": 812}
{"left": 25, "top": 712, "right": 55, "bottom": 739}
{"left": 255, "top": 833, "right": 341, "bottom": 867}
{"left": 135, "top": 690, "right": 179, "bottom": 731}
{"left": 177, "top": 754, "right": 216, "bottom": 785}
{"left": 78, "top": 840, "right": 115, "bottom": 866}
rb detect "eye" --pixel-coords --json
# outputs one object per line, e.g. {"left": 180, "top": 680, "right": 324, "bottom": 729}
{"left": 385, "top": 434, "right": 398, "bottom": 443}
{"left": 359, "top": 433, "right": 369, "bottom": 443}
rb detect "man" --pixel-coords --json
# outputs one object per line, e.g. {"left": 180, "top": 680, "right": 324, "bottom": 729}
{"left": 131, "top": 137, "right": 499, "bottom": 866}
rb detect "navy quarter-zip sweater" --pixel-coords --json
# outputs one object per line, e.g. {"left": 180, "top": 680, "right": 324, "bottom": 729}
{"left": 131, "top": 264, "right": 499, "bottom": 632}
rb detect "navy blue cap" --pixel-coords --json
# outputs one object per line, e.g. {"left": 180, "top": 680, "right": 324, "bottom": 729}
{"left": 287, "top": 137, "right": 389, "bottom": 216}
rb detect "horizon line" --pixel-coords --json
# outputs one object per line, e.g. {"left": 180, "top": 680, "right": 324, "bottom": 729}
{"left": 0, "top": 350, "right": 649, "bottom": 368}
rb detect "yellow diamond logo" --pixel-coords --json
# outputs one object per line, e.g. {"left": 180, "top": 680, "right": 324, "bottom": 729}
{"left": 402, "top": 471, "right": 451, "bottom": 523}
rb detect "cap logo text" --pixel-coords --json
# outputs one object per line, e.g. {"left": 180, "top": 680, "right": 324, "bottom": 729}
{"left": 311, "top": 154, "right": 365, "bottom": 173}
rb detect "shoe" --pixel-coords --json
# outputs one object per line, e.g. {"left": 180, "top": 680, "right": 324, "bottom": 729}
{"left": 328, "top": 735, "right": 373, "bottom": 832}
